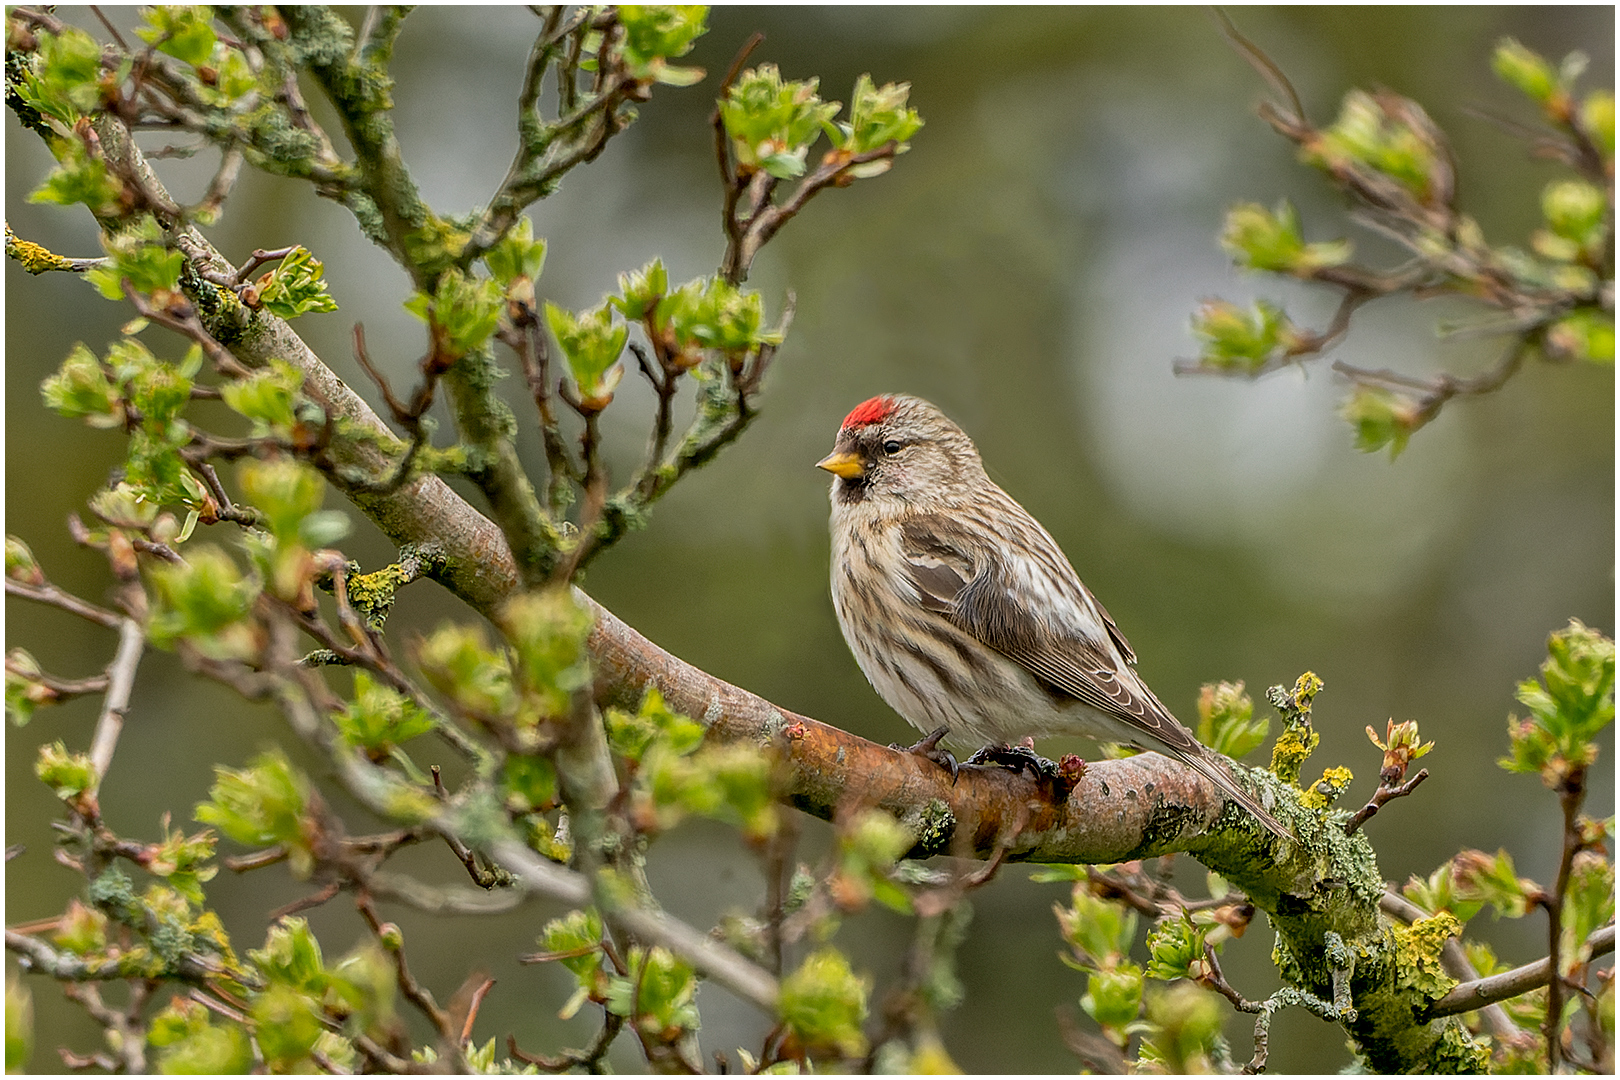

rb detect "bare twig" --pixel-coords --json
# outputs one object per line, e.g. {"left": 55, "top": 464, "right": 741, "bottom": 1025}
{"left": 1427, "top": 923, "right": 1615, "bottom": 1019}
{"left": 4, "top": 579, "right": 123, "bottom": 629}
{"left": 1344, "top": 768, "right": 1429, "bottom": 835}
{"left": 87, "top": 618, "right": 145, "bottom": 782}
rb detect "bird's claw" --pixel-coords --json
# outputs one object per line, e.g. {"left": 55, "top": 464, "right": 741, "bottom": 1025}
{"left": 891, "top": 725, "right": 960, "bottom": 784}
{"left": 966, "top": 742, "right": 1060, "bottom": 781}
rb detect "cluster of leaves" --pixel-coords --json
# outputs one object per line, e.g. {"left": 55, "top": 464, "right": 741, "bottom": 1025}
{"left": 1191, "top": 35, "right": 1614, "bottom": 457}
{"left": 608, "top": 688, "right": 776, "bottom": 842}
{"left": 1034, "top": 867, "right": 1249, "bottom": 1072}
{"left": 719, "top": 65, "right": 922, "bottom": 181}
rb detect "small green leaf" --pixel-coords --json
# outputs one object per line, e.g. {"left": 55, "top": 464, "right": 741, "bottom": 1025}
{"left": 545, "top": 301, "right": 627, "bottom": 409}
{"left": 27, "top": 142, "right": 124, "bottom": 214}
{"left": 497, "top": 589, "right": 594, "bottom": 721}
{"left": 35, "top": 741, "right": 97, "bottom": 801}
{"left": 1146, "top": 915, "right": 1209, "bottom": 982}
{"left": 253, "top": 247, "right": 338, "bottom": 320}
{"left": 1340, "top": 385, "right": 1422, "bottom": 458}
{"left": 412, "top": 623, "right": 516, "bottom": 720}
{"left": 42, "top": 343, "right": 123, "bottom": 427}
{"left": 1221, "top": 200, "right": 1352, "bottom": 275}
{"left": 1546, "top": 309, "right": 1614, "bottom": 364}
{"left": 195, "top": 752, "right": 312, "bottom": 874}
{"left": 1196, "top": 680, "right": 1269, "bottom": 760}
{"left": 612, "top": 259, "right": 669, "bottom": 321}
{"left": 779, "top": 948, "right": 870, "bottom": 1059}
{"left": 404, "top": 270, "right": 504, "bottom": 359}
{"left": 829, "top": 74, "right": 922, "bottom": 157}
{"left": 335, "top": 672, "right": 436, "bottom": 756}
{"left": 720, "top": 64, "right": 841, "bottom": 180}
{"left": 220, "top": 360, "right": 304, "bottom": 434}
{"left": 137, "top": 7, "right": 219, "bottom": 68}
{"left": 616, "top": 5, "right": 709, "bottom": 84}
{"left": 1492, "top": 38, "right": 1557, "bottom": 104}
{"left": 1190, "top": 298, "right": 1300, "bottom": 372}
{"left": 484, "top": 216, "right": 547, "bottom": 287}
{"left": 86, "top": 218, "right": 185, "bottom": 300}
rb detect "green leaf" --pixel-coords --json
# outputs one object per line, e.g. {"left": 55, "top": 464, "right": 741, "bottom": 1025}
{"left": 720, "top": 64, "right": 841, "bottom": 179}
{"left": 1195, "top": 680, "right": 1269, "bottom": 760}
{"left": 5, "top": 978, "right": 29, "bottom": 1075}
{"left": 612, "top": 259, "right": 669, "bottom": 321}
{"left": 540, "top": 909, "right": 607, "bottom": 985}
{"left": 27, "top": 141, "right": 124, "bottom": 214}
{"left": 605, "top": 946, "right": 700, "bottom": 1038}
{"left": 35, "top": 741, "right": 97, "bottom": 800}
{"left": 1081, "top": 963, "right": 1144, "bottom": 1028}
{"left": 404, "top": 270, "right": 504, "bottom": 360}
{"left": 413, "top": 623, "right": 516, "bottom": 720}
{"left": 1580, "top": 90, "right": 1614, "bottom": 160}
{"left": 253, "top": 247, "right": 338, "bottom": 320}
{"left": 615, "top": 5, "right": 708, "bottom": 86}
{"left": 41, "top": 343, "right": 123, "bottom": 427}
{"left": 237, "top": 458, "right": 327, "bottom": 543}
{"left": 1055, "top": 883, "right": 1138, "bottom": 969}
{"left": 502, "top": 754, "right": 558, "bottom": 813}
{"left": 484, "top": 216, "right": 547, "bottom": 286}
{"left": 137, "top": 7, "right": 220, "bottom": 68}
{"left": 1340, "top": 385, "right": 1422, "bottom": 458}
{"left": 1451, "top": 848, "right": 1535, "bottom": 920}
{"left": 779, "top": 948, "right": 870, "bottom": 1059}
{"left": 335, "top": 672, "right": 436, "bottom": 756}
{"left": 497, "top": 589, "right": 594, "bottom": 721}
{"left": 829, "top": 74, "right": 923, "bottom": 157}
{"left": 1492, "top": 38, "right": 1557, "bottom": 104}
{"left": 195, "top": 752, "right": 312, "bottom": 873}
{"left": 1500, "top": 620, "right": 1614, "bottom": 786}
{"left": 1190, "top": 298, "right": 1300, "bottom": 372}
{"left": 220, "top": 360, "right": 305, "bottom": 434}
{"left": 250, "top": 983, "right": 324, "bottom": 1067}
{"left": 148, "top": 997, "right": 253, "bottom": 1074}
{"left": 6, "top": 650, "right": 54, "bottom": 728}
{"left": 605, "top": 687, "right": 705, "bottom": 763}
{"left": 1307, "top": 89, "right": 1444, "bottom": 202}
{"left": 545, "top": 301, "right": 627, "bottom": 408}
{"left": 1146, "top": 915, "right": 1209, "bottom": 982}
{"left": 1546, "top": 308, "right": 1614, "bottom": 364}
{"left": 1221, "top": 200, "right": 1352, "bottom": 275}
{"left": 17, "top": 25, "right": 106, "bottom": 123}
{"left": 86, "top": 218, "right": 185, "bottom": 300}
{"left": 1402, "top": 861, "right": 1485, "bottom": 924}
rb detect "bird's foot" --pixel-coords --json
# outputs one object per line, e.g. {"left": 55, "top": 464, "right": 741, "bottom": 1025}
{"left": 891, "top": 725, "right": 959, "bottom": 784}
{"left": 966, "top": 741, "right": 1061, "bottom": 781}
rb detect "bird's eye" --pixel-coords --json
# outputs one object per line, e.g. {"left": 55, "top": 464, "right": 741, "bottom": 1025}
{"left": 882, "top": 440, "right": 903, "bottom": 456}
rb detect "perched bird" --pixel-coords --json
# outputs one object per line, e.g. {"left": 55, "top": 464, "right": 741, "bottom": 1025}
{"left": 817, "top": 394, "right": 1289, "bottom": 840}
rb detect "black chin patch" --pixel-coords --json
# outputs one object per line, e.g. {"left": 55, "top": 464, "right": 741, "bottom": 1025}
{"left": 835, "top": 476, "right": 870, "bottom": 504}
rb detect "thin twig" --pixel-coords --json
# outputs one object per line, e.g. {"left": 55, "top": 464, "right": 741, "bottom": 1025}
{"left": 87, "top": 618, "right": 145, "bottom": 782}
{"left": 4, "top": 579, "right": 123, "bottom": 629}
{"left": 1427, "top": 923, "right": 1615, "bottom": 1019}
{"left": 1344, "top": 768, "right": 1429, "bottom": 835}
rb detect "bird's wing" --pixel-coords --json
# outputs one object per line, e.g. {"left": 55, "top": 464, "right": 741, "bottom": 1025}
{"left": 897, "top": 514, "right": 1198, "bottom": 758}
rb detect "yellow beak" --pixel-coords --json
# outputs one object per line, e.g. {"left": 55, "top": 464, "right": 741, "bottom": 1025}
{"left": 815, "top": 451, "right": 865, "bottom": 479}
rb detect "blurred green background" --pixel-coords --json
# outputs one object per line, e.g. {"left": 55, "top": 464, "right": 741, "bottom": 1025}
{"left": 6, "top": 6, "right": 1613, "bottom": 1073}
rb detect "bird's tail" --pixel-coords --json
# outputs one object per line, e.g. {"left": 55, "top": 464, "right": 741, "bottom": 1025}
{"left": 1179, "top": 749, "right": 1292, "bottom": 842}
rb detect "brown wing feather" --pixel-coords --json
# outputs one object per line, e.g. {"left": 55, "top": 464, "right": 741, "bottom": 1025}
{"left": 898, "top": 515, "right": 1194, "bottom": 754}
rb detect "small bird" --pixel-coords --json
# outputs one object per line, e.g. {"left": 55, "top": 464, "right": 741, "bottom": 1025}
{"left": 817, "top": 394, "right": 1289, "bottom": 840}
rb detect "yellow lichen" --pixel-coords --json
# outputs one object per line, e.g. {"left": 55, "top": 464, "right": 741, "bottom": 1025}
{"left": 1302, "top": 765, "right": 1354, "bottom": 809}
{"left": 1392, "top": 911, "right": 1461, "bottom": 1000}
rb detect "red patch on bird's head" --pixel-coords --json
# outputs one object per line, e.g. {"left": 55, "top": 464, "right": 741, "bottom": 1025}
{"left": 841, "top": 395, "right": 898, "bottom": 430}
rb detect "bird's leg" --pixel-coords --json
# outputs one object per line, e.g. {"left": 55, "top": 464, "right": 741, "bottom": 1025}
{"left": 965, "top": 738, "right": 1060, "bottom": 781}
{"left": 891, "top": 725, "right": 959, "bottom": 783}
